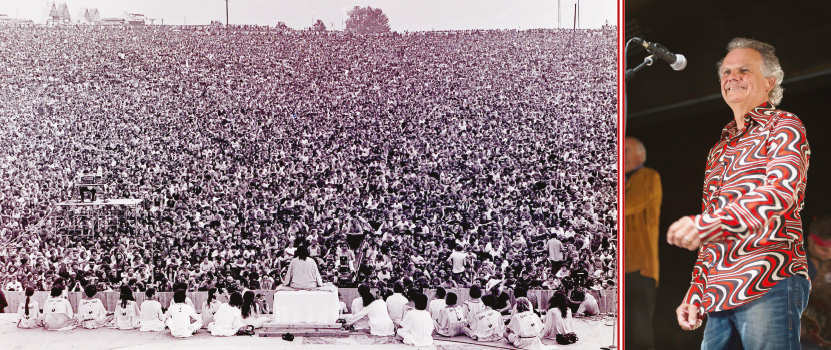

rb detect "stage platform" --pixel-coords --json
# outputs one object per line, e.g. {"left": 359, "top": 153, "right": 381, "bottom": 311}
{"left": 0, "top": 313, "right": 616, "bottom": 349}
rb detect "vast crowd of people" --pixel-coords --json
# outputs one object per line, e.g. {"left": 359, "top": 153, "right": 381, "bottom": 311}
{"left": 0, "top": 25, "right": 617, "bottom": 297}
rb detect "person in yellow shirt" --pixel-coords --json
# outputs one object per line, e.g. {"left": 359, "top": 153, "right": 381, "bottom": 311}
{"left": 624, "top": 136, "right": 662, "bottom": 350}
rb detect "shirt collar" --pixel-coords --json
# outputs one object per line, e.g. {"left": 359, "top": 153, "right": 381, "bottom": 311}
{"left": 721, "top": 102, "right": 777, "bottom": 139}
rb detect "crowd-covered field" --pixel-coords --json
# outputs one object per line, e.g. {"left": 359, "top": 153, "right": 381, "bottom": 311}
{"left": 0, "top": 25, "right": 617, "bottom": 295}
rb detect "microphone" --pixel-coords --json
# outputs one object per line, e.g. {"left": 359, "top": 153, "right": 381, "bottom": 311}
{"left": 633, "top": 38, "right": 687, "bottom": 71}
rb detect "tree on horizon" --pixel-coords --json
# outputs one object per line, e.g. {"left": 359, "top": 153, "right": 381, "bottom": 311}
{"left": 344, "top": 6, "right": 390, "bottom": 34}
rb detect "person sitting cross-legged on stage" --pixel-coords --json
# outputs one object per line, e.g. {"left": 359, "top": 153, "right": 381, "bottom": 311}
{"left": 345, "top": 285, "right": 395, "bottom": 336}
{"left": 17, "top": 287, "right": 43, "bottom": 329}
{"left": 241, "top": 290, "right": 270, "bottom": 329}
{"left": 435, "top": 292, "right": 465, "bottom": 337}
{"left": 43, "top": 285, "right": 76, "bottom": 331}
{"left": 463, "top": 294, "right": 505, "bottom": 342}
{"left": 396, "top": 293, "right": 434, "bottom": 346}
{"left": 139, "top": 288, "right": 166, "bottom": 332}
{"left": 200, "top": 288, "right": 223, "bottom": 329}
{"left": 112, "top": 285, "right": 141, "bottom": 330}
{"left": 277, "top": 245, "right": 337, "bottom": 293}
{"left": 208, "top": 292, "right": 245, "bottom": 336}
{"left": 504, "top": 297, "right": 544, "bottom": 349}
{"left": 77, "top": 284, "right": 113, "bottom": 329}
{"left": 165, "top": 289, "right": 203, "bottom": 337}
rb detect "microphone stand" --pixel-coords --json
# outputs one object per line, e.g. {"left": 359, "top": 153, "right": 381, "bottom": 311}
{"left": 625, "top": 55, "right": 655, "bottom": 82}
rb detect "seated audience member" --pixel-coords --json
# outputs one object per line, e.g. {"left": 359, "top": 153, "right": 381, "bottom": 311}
{"left": 397, "top": 293, "right": 434, "bottom": 346}
{"left": 140, "top": 288, "right": 166, "bottom": 332}
{"left": 77, "top": 284, "right": 113, "bottom": 329}
{"left": 241, "top": 290, "right": 269, "bottom": 329}
{"left": 504, "top": 297, "right": 544, "bottom": 349}
{"left": 278, "top": 245, "right": 337, "bottom": 293}
{"left": 542, "top": 292, "right": 577, "bottom": 344}
{"left": 17, "top": 287, "right": 43, "bottom": 328}
{"left": 208, "top": 292, "right": 245, "bottom": 336}
{"left": 435, "top": 292, "right": 465, "bottom": 337}
{"left": 387, "top": 282, "right": 408, "bottom": 326}
{"left": 349, "top": 284, "right": 372, "bottom": 331}
{"left": 463, "top": 285, "right": 485, "bottom": 326}
{"left": 43, "top": 285, "right": 76, "bottom": 331}
{"left": 200, "top": 287, "right": 222, "bottom": 328}
{"left": 464, "top": 294, "right": 504, "bottom": 342}
{"left": 113, "top": 285, "right": 141, "bottom": 330}
{"left": 346, "top": 286, "right": 395, "bottom": 336}
{"left": 338, "top": 292, "right": 349, "bottom": 316}
{"left": 575, "top": 290, "right": 599, "bottom": 316}
{"left": 166, "top": 289, "right": 203, "bottom": 337}
{"left": 428, "top": 287, "right": 447, "bottom": 322}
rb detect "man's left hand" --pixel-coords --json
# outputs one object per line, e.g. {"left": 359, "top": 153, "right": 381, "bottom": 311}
{"left": 667, "top": 216, "right": 701, "bottom": 251}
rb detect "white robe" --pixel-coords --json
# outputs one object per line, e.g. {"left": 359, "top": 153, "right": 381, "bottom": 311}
{"left": 435, "top": 305, "right": 465, "bottom": 337}
{"left": 77, "top": 298, "right": 113, "bottom": 329}
{"left": 464, "top": 309, "right": 504, "bottom": 342}
{"left": 397, "top": 309, "right": 434, "bottom": 346}
{"left": 139, "top": 300, "right": 166, "bottom": 332}
{"left": 386, "top": 293, "right": 408, "bottom": 325}
{"left": 463, "top": 298, "right": 486, "bottom": 326}
{"left": 428, "top": 298, "right": 446, "bottom": 322}
{"left": 347, "top": 299, "right": 394, "bottom": 336}
{"left": 541, "top": 308, "right": 573, "bottom": 339}
{"left": 113, "top": 300, "right": 141, "bottom": 330}
{"left": 208, "top": 303, "right": 245, "bottom": 336}
{"left": 17, "top": 299, "right": 43, "bottom": 329}
{"left": 506, "top": 311, "right": 544, "bottom": 349}
{"left": 350, "top": 297, "right": 370, "bottom": 330}
{"left": 200, "top": 299, "right": 223, "bottom": 329}
{"left": 43, "top": 297, "right": 76, "bottom": 331}
{"left": 166, "top": 303, "right": 202, "bottom": 337}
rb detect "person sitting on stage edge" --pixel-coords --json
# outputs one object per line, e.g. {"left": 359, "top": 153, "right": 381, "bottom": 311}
{"left": 345, "top": 284, "right": 395, "bottom": 336}
{"left": 435, "top": 292, "right": 465, "bottom": 337}
{"left": 139, "top": 288, "right": 166, "bottom": 332}
{"left": 208, "top": 291, "right": 245, "bottom": 336}
{"left": 113, "top": 284, "right": 141, "bottom": 330}
{"left": 428, "top": 286, "right": 447, "bottom": 323}
{"left": 43, "top": 285, "right": 76, "bottom": 331}
{"left": 541, "top": 292, "right": 577, "bottom": 345}
{"left": 396, "top": 293, "right": 434, "bottom": 346}
{"left": 463, "top": 294, "right": 504, "bottom": 342}
{"left": 165, "top": 289, "right": 203, "bottom": 337}
{"left": 200, "top": 287, "right": 222, "bottom": 329}
{"left": 77, "top": 284, "right": 113, "bottom": 329}
{"left": 504, "top": 297, "right": 544, "bottom": 349}
{"left": 17, "top": 287, "right": 43, "bottom": 329}
{"left": 241, "top": 290, "right": 269, "bottom": 329}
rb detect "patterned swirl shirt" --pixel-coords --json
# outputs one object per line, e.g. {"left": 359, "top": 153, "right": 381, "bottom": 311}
{"left": 684, "top": 102, "right": 810, "bottom": 316}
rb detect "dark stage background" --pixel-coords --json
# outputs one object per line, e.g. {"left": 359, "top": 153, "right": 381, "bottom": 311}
{"left": 625, "top": 1, "right": 831, "bottom": 349}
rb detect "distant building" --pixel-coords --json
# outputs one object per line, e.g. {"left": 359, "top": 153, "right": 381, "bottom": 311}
{"left": 75, "top": 8, "right": 101, "bottom": 25}
{"left": 101, "top": 18, "right": 125, "bottom": 26}
{"left": 42, "top": 2, "right": 72, "bottom": 24}
{"left": 124, "top": 12, "right": 147, "bottom": 26}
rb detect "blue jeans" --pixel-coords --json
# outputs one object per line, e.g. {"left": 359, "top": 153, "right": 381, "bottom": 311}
{"left": 702, "top": 275, "right": 810, "bottom": 350}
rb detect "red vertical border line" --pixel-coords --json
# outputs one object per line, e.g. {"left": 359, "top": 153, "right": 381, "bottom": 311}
{"left": 617, "top": 0, "right": 625, "bottom": 347}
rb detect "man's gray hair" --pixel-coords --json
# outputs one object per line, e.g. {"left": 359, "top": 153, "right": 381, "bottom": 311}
{"left": 717, "top": 37, "right": 785, "bottom": 106}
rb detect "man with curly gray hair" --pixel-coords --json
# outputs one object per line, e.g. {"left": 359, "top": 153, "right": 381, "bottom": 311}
{"left": 667, "top": 37, "right": 811, "bottom": 349}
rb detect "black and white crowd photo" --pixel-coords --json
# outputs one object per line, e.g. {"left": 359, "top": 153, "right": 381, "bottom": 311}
{"left": 0, "top": 0, "right": 619, "bottom": 348}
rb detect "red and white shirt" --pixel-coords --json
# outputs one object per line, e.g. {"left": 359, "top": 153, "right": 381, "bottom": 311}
{"left": 685, "top": 102, "right": 810, "bottom": 316}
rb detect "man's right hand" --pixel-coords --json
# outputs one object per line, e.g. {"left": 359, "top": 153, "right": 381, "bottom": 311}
{"left": 676, "top": 302, "right": 703, "bottom": 330}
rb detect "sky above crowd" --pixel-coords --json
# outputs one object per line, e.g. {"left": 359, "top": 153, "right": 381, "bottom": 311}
{"left": 0, "top": 0, "right": 616, "bottom": 31}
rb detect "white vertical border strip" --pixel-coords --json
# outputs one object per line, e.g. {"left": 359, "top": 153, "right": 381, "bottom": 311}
{"left": 616, "top": 0, "right": 625, "bottom": 346}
